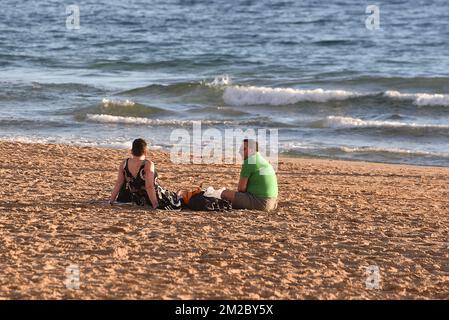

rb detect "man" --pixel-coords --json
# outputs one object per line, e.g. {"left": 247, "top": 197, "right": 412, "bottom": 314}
{"left": 221, "top": 139, "right": 278, "bottom": 212}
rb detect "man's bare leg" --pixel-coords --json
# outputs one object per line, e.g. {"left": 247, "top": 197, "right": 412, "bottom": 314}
{"left": 221, "top": 190, "right": 236, "bottom": 203}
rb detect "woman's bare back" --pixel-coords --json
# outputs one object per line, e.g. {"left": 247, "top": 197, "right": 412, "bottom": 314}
{"left": 126, "top": 157, "right": 147, "bottom": 177}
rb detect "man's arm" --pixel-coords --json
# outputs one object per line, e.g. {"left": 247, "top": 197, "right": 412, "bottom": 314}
{"left": 237, "top": 177, "right": 248, "bottom": 192}
{"left": 221, "top": 165, "right": 250, "bottom": 203}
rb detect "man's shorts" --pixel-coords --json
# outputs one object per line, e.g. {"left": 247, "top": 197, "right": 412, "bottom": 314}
{"left": 233, "top": 192, "right": 278, "bottom": 212}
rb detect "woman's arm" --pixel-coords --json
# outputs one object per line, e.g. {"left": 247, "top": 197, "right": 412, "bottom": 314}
{"left": 109, "top": 162, "right": 125, "bottom": 204}
{"left": 145, "top": 161, "right": 159, "bottom": 209}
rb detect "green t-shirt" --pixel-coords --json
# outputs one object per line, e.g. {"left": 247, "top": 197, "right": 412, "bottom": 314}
{"left": 240, "top": 152, "right": 278, "bottom": 198}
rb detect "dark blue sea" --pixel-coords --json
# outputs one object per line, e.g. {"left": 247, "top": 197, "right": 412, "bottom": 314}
{"left": 1, "top": 0, "right": 449, "bottom": 166}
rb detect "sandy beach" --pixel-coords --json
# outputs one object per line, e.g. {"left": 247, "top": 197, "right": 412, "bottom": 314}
{"left": 0, "top": 141, "right": 448, "bottom": 299}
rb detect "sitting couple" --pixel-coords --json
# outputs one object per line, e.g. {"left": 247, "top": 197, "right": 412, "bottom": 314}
{"left": 109, "top": 138, "right": 278, "bottom": 212}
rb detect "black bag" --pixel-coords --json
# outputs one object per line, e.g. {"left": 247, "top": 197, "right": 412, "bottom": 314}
{"left": 186, "top": 192, "right": 232, "bottom": 211}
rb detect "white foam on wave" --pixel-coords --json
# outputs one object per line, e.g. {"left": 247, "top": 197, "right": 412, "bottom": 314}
{"left": 101, "top": 98, "right": 136, "bottom": 107}
{"left": 0, "top": 135, "right": 164, "bottom": 150}
{"left": 384, "top": 91, "right": 449, "bottom": 106}
{"left": 205, "top": 75, "right": 232, "bottom": 87}
{"left": 86, "top": 114, "right": 189, "bottom": 125}
{"left": 85, "top": 113, "right": 268, "bottom": 126}
{"left": 0, "top": 135, "right": 58, "bottom": 145}
{"left": 282, "top": 142, "right": 449, "bottom": 158}
{"left": 338, "top": 146, "right": 449, "bottom": 157}
{"left": 221, "top": 85, "right": 449, "bottom": 107}
{"left": 323, "top": 116, "right": 449, "bottom": 129}
{"left": 223, "top": 85, "right": 363, "bottom": 106}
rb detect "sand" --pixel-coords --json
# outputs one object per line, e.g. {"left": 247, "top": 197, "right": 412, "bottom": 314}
{"left": 0, "top": 141, "right": 448, "bottom": 299}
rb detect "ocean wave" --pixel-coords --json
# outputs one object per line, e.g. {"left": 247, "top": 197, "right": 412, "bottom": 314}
{"left": 187, "top": 106, "right": 250, "bottom": 117}
{"left": 119, "top": 76, "right": 230, "bottom": 97}
{"left": 337, "top": 146, "right": 449, "bottom": 158}
{"left": 29, "top": 82, "right": 104, "bottom": 92}
{"left": 316, "top": 116, "right": 449, "bottom": 130}
{"left": 86, "top": 114, "right": 178, "bottom": 125}
{"left": 113, "top": 81, "right": 449, "bottom": 109}
{"left": 0, "top": 117, "right": 74, "bottom": 128}
{"left": 316, "top": 76, "right": 449, "bottom": 91}
{"left": 84, "top": 114, "right": 285, "bottom": 127}
{"left": 99, "top": 98, "right": 165, "bottom": 115}
{"left": 223, "top": 86, "right": 365, "bottom": 106}
{"left": 312, "top": 39, "right": 367, "bottom": 46}
{"left": 73, "top": 98, "right": 167, "bottom": 119}
{"left": 0, "top": 135, "right": 163, "bottom": 150}
{"left": 88, "top": 55, "right": 239, "bottom": 71}
{"left": 283, "top": 143, "right": 449, "bottom": 161}
{"left": 0, "top": 81, "right": 106, "bottom": 102}
{"left": 222, "top": 85, "right": 449, "bottom": 107}
{"left": 118, "top": 82, "right": 202, "bottom": 96}
{"left": 101, "top": 98, "right": 135, "bottom": 107}
{"left": 203, "top": 75, "right": 232, "bottom": 87}
{"left": 384, "top": 91, "right": 449, "bottom": 106}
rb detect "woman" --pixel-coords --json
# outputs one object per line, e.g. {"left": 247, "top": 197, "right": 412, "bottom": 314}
{"left": 109, "top": 138, "right": 159, "bottom": 208}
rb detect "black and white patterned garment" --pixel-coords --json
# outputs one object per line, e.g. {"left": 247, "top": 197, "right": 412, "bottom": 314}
{"left": 117, "top": 159, "right": 181, "bottom": 210}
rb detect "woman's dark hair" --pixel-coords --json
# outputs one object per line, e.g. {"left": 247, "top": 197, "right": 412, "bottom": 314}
{"left": 131, "top": 138, "right": 148, "bottom": 157}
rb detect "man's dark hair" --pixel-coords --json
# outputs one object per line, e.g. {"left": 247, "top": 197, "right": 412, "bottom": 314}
{"left": 131, "top": 138, "right": 148, "bottom": 157}
{"left": 243, "top": 138, "right": 259, "bottom": 152}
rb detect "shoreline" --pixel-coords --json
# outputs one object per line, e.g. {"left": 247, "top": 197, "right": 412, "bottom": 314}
{"left": 0, "top": 141, "right": 448, "bottom": 299}
{"left": 1, "top": 138, "right": 448, "bottom": 170}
